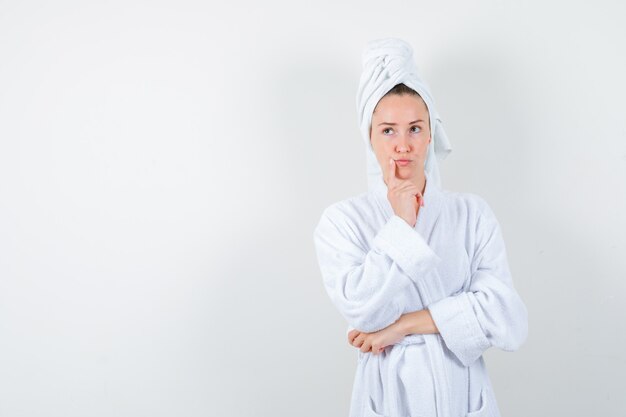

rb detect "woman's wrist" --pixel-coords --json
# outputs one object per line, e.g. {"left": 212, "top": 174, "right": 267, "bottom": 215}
{"left": 396, "top": 309, "right": 439, "bottom": 336}
{"left": 395, "top": 311, "right": 416, "bottom": 336}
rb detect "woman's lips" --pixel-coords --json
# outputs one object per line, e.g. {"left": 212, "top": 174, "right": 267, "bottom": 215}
{"left": 395, "top": 159, "right": 411, "bottom": 166}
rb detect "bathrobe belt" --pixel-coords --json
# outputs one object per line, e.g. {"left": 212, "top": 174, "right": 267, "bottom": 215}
{"left": 389, "top": 334, "right": 452, "bottom": 417}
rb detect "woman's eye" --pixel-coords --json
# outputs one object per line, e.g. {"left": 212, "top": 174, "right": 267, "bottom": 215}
{"left": 411, "top": 126, "right": 421, "bottom": 133}
{"left": 383, "top": 128, "right": 393, "bottom": 135}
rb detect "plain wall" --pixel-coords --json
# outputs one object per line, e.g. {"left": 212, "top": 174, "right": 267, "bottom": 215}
{"left": 1, "top": 0, "right": 625, "bottom": 416}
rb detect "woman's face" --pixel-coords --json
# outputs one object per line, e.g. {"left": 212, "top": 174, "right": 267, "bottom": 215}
{"left": 370, "top": 94, "right": 431, "bottom": 183}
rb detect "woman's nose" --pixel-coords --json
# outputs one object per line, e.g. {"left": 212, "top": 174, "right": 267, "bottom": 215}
{"left": 395, "top": 134, "right": 411, "bottom": 152}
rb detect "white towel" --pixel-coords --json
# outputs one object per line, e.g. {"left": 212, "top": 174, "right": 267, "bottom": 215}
{"left": 356, "top": 37, "right": 453, "bottom": 192}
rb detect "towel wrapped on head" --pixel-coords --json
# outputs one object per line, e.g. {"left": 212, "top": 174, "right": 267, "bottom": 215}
{"left": 356, "top": 37, "right": 453, "bottom": 191}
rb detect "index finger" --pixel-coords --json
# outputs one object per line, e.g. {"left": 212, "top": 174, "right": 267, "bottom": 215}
{"left": 385, "top": 157, "right": 398, "bottom": 186}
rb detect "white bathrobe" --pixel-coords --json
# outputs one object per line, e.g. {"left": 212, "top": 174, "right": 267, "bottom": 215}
{"left": 313, "top": 169, "right": 529, "bottom": 417}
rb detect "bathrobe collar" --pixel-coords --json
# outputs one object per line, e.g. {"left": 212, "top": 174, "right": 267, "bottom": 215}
{"left": 370, "top": 169, "right": 443, "bottom": 236}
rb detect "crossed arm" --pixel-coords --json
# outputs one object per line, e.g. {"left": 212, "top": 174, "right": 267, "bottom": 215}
{"left": 347, "top": 308, "right": 439, "bottom": 354}
{"left": 314, "top": 202, "right": 528, "bottom": 365}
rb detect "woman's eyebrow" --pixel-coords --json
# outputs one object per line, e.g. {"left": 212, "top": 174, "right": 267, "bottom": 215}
{"left": 377, "top": 119, "right": 425, "bottom": 126}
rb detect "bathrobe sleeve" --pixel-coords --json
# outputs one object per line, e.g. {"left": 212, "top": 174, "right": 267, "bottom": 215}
{"left": 426, "top": 201, "right": 529, "bottom": 367}
{"left": 314, "top": 205, "right": 442, "bottom": 333}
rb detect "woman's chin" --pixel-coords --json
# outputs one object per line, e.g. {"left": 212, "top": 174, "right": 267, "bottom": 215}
{"left": 396, "top": 167, "right": 414, "bottom": 177}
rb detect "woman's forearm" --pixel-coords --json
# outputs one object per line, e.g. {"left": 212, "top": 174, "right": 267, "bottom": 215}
{"left": 396, "top": 308, "right": 440, "bottom": 336}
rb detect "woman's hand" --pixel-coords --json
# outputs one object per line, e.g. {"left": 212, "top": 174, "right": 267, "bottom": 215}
{"left": 347, "top": 321, "right": 407, "bottom": 355}
{"left": 383, "top": 158, "right": 424, "bottom": 227}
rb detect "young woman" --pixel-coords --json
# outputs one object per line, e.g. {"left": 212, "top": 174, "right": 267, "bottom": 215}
{"left": 313, "top": 38, "right": 528, "bottom": 417}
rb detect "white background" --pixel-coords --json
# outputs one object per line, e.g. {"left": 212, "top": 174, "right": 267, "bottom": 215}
{"left": 1, "top": 0, "right": 625, "bottom": 416}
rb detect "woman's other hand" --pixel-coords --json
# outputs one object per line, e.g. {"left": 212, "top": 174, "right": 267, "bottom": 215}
{"left": 347, "top": 322, "right": 407, "bottom": 355}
